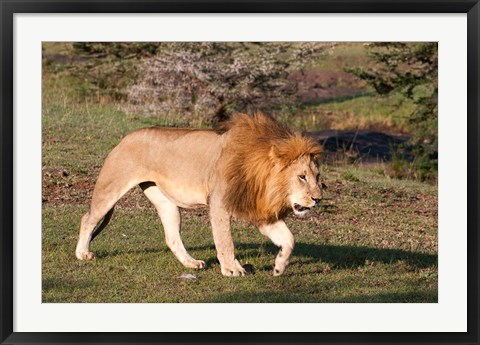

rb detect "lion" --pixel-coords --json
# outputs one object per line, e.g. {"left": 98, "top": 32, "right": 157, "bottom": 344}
{"left": 75, "top": 113, "right": 323, "bottom": 276}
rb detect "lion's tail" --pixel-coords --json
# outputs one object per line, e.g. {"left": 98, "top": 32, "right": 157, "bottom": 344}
{"left": 90, "top": 207, "right": 114, "bottom": 241}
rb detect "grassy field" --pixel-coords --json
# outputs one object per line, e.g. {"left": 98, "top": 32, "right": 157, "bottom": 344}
{"left": 42, "top": 43, "right": 438, "bottom": 303}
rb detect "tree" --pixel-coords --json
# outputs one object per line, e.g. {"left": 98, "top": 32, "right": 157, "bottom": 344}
{"left": 350, "top": 42, "right": 438, "bottom": 179}
{"left": 125, "top": 42, "right": 334, "bottom": 124}
{"left": 70, "top": 43, "right": 163, "bottom": 101}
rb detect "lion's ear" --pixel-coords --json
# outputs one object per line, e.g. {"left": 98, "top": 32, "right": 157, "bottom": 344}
{"left": 269, "top": 145, "right": 281, "bottom": 163}
{"left": 310, "top": 144, "right": 323, "bottom": 161}
{"left": 310, "top": 152, "right": 321, "bottom": 163}
{"left": 269, "top": 145, "right": 289, "bottom": 166}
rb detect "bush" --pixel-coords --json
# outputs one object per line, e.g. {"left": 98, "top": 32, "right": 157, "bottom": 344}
{"left": 350, "top": 43, "right": 438, "bottom": 180}
{"left": 67, "top": 43, "right": 163, "bottom": 102}
{"left": 125, "top": 42, "right": 334, "bottom": 125}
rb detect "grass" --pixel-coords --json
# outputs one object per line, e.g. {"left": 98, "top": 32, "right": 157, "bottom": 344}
{"left": 277, "top": 43, "right": 418, "bottom": 133}
{"left": 314, "top": 42, "right": 375, "bottom": 72}
{"left": 42, "top": 168, "right": 438, "bottom": 303}
{"left": 42, "top": 43, "right": 438, "bottom": 303}
{"left": 280, "top": 92, "right": 417, "bottom": 134}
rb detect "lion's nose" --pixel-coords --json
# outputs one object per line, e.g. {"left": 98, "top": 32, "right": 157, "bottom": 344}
{"left": 312, "top": 197, "right": 321, "bottom": 205}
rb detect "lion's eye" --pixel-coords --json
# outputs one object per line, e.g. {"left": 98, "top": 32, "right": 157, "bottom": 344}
{"left": 299, "top": 175, "right": 306, "bottom": 181}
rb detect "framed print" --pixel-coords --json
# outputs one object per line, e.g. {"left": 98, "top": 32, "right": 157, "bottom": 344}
{"left": 1, "top": 0, "right": 479, "bottom": 344}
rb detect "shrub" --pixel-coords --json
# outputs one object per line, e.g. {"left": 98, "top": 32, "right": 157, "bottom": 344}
{"left": 125, "top": 42, "right": 334, "bottom": 124}
{"left": 350, "top": 43, "right": 438, "bottom": 180}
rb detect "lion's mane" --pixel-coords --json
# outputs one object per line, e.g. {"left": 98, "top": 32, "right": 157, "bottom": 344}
{"left": 220, "top": 113, "right": 322, "bottom": 225}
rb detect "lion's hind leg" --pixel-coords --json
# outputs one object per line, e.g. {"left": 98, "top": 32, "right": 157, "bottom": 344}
{"left": 75, "top": 191, "right": 123, "bottom": 260}
{"left": 140, "top": 183, "right": 206, "bottom": 269}
{"left": 75, "top": 208, "right": 114, "bottom": 260}
{"left": 76, "top": 172, "right": 138, "bottom": 261}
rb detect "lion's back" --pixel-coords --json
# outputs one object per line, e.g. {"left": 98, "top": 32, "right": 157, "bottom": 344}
{"left": 99, "top": 127, "right": 225, "bottom": 207}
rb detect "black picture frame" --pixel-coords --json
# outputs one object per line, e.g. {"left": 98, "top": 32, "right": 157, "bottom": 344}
{"left": 1, "top": 1, "right": 479, "bottom": 344}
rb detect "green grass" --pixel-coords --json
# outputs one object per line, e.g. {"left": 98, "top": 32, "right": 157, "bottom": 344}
{"left": 316, "top": 94, "right": 416, "bottom": 132}
{"left": 277, "top": 42, "right": 418, "bottom": 133}
{"left": 279, "top": 93, "right": 417, "bottom": 133}
{"left": 314, "top": 42, "right": 374, "bottom": 72}
{"left": 43, "top": 198, "right": 437, "bottom": 303}
{"left": 42, "top": 43, "right": 437, "bottom": 303}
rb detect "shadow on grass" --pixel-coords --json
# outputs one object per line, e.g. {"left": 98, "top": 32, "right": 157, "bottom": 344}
{"left": 191, "top": 242, "right": 437, "bottom": 272}
{"left": 42, "top": 277, "right": 99, "bottom": 302}
{"left": 90, "top": 241, "right": 437, "bottom": 273}
{"left": 292, "top": 242, "right": 436, "bottom": 269}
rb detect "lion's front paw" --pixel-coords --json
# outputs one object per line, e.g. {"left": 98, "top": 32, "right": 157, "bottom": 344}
{"left": 273, "top": 266, "right": 285, "bottom": 276}
{"left": 76, "top": 251, "right": 95, "bottom": 260}
{"left": 221, "top": 259, "right": 247, "bottom": 277}
{"left": 183, "top": 259, "right": 206, "bottom": 269}
{"left": 273, "top": 260, "right": 289, "bottom": 276}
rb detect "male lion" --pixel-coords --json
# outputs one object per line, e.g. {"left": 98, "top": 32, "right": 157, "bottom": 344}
{"left": 75, "top": 113, "right": 323, "bottom": 276}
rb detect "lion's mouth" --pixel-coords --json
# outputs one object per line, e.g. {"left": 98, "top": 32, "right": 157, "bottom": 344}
{"left": 293, "top": 203, "right": 311, "bottom": 216}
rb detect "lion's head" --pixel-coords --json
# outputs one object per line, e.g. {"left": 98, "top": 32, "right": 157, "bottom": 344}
{"left": 281, "top": 153, "right": 322, "bottom": 217}
{"left": 220, "top": 113, "right": 323, "bottom": 225}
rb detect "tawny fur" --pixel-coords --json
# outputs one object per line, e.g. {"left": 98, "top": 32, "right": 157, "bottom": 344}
{"left": 221, "top": 113, "right": 322, "bottom": 225}
{"left": 76, "top": 112, "right": 323, "bottom": 276}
